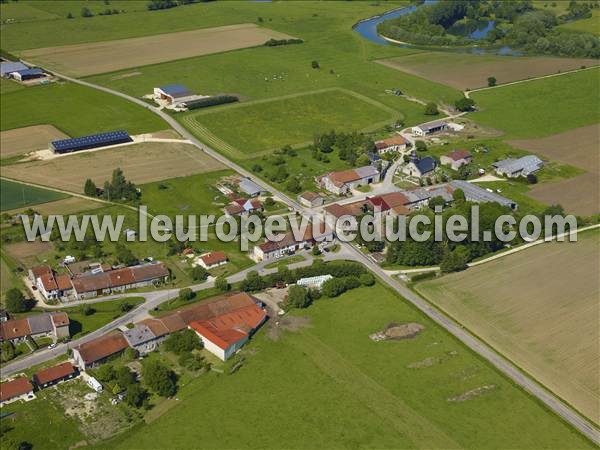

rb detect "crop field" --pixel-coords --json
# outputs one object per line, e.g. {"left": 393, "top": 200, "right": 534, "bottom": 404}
{"left": 470, "top": 68, "right": 600, "bottom": 139}
{"left": 0, "top": 179, "right": 68, "bottom": 211}
{"left": 376, "top": 53, "right": 600, "bottom": 90}
{"left": 1, "top": 82, "right": 165, "bottom": 137}
{"left": 509, "top": 124, "right": 600, "bottom": 216}
{"left": 185, "top": 89, "right": 397, "bottom": 158}
{"left": 559, "top": 10, "right": 600, "bottom": 36}
{"left": 0, "top": 142, "right": 225, "bottom": 193}
{"left": 22, "top": 24, "right": 296, "bottom": 77}
{"left": 0, "top": 124, "right": 69, "bottom": 159}
{"left": 417, "top": 230, "right": 600, "bottom": 423}
{"left": 103, "top": 283, "right": 592, "bottom": 449}
{"left": 3, "top": 196, "right": 105, "bottom": 216}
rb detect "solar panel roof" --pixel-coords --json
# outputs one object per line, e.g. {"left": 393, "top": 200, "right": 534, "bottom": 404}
{"left": 51, "top": 130, "right": 131, "bottom": 152}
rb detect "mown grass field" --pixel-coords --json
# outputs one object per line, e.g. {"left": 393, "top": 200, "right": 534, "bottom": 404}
{"left": 189, "top": 89, "right": 397, "bottom": 156}
{"left": 102, "top": 283, "right": 592, "bottom": 449}
{"left": 469, "top": 69, "right": 600, "bottom": 139}
{"left": 559, "top": 10, "right": 600, "bottom": 36}
{"left": 0, "top": 179, "right": 67, "bottom": 211}
{"left": 0, "top": 82, "right": 165, "bottom": 137}
{"left": 416, "top": 229, "right": 600, "bottom": 424}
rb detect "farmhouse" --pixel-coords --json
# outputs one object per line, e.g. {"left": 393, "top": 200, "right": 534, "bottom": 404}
{"left": 224, "top": 198, "right": 262, "bottom": 217}
{"left": 50, "top": 130, "right": 132, "bottom": 154}
{"left": 189, "top": 302, "right": 267, "bottom": 361}
{"left": 153, "top": 84, "right": 200, "bottom": 105}
{"left": 317, "top": 166, "right": 380, "bottom": 195}
{"left": 299, "top": 191, "right": 324, "bottom": 208}
{"left": 450, "top": 180, "right": 518, "bottom": 210}
{"left": 375, "top": 135, "right": 409, "bottom": 153}
{"left": 441, "top": 150, "right": 472, "bottom": 170}
{"left": 0, "top": 378, "right": 34, "bottom": 406}
{"left": 402, "top": 155, "right": 437, "bottom": 178}
{"left": 492, "top": 155, "right": 544, "bottom": 178}
{"left": 70, "top": 262, "right": 169, "bottom": 300}
{"left": 297, "top": 274, "right": 333, "bottom": 290}
{"left": 72, "top": 332, "right": 129, "bottom": 370}
{"left": 33, "top": 362, "right": 78, "bottom": 389}
{"left": 29, "top": 265, "right": 73, "bottom": 300}
{"left": 10, "top": 67, "right": 46, "bottom": 82}
{"left": 123, "top": 324, "right": 166, "bottom": 356}
{"left": 0, "top": 312, "right": 69, "bottom": 344}
{"left": 411, "top": 120, "right": 448, "bottom": 136}
{"left": 238, "top": 178, "right": 265, "bottom": 197}
{"left": 197, "top": 251, "right": 228, "bottom": 269}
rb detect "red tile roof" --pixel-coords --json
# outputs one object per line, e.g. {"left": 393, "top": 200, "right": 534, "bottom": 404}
{"left": 0, "top": 378, "right": 33, "bottom": 402}
{"left": 328, "top": 169, "right": 362, "bottom": 186}
{"left": 74, "top": 332, "right": 128, "bottom": 364}
{"left": 375, "top": 135, "right": 408, "bottom": 149}
{"left": 324, "top": 203, "right": 352, "bottom": 218}
{"left": 378, "top": 192, "right": 410, "bottom": 208}
{"left": 34, "top": 362, "right": 76, "bottom": 386}
{"left": 30, "top": 265, "right": 52, "bottom": 279}
{"left": 55, "top": 274, "right": 73, "bottom": 291}
{"left": 39, "top": 272, "right": 58, "bottom": 292}
{"left": 446, "top": 150, "right": 472, "bottom": 161}
{"left": 300, "top": 191, "right": 320, "bottom": 201}
{"left": 51, "top": 312, "right": 69, "bottom": 327}
{"left": 0, "top": 318, "right": 32, "bottom": 341}
{"left": 200, "top": 251, "right": 228, "bottom": 267}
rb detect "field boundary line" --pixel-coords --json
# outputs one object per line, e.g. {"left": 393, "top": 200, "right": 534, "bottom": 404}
{"left": 466, "top": 65, "right": 600, "bottom": 97}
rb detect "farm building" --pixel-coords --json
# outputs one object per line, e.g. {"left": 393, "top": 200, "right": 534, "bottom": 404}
{"left": 253, "top": 224, "right": 333, "bottom": 261}
{"left": 492, "top": 155, "right": 544, "bottom": 178}
{"left": 238, "top": 178, "right": 265, "bottom": 197}
{"left": 299, "top": 191, "right": 324, "bottom": 208}
{"left": 50, "top": 130, "right": 132, "bottom": 154}
{"left": 375, "top": 135, "right": 409, "bottom": 153}
{"left": 189, "top": 302, "right": 267, "bottom": 361}
{"left": 0, "top": 61, "right": 28, "bottom": 77}
{"left": 10, "top": 67, "right": 46, "bottom": 81}
{"left": 153, "top": 84, "right": 199, "bottom": 105}
{"left": 0, "top": 378, "right": 34, "bottom": 406}
{"left": 0, "top": 312, "right": 69, "bottom": 344}
{"left": 197, "top": 251, "right": 228, "bottom": 269}
{"left": 33, "top": 362, "right": 78, "bottom": 389}
{"left": 411, "top": 120, "right": 448, "bottom": 136}
{"left": 317, "top": 166, "right": 380, "bottom": 195}
{"left": 441, "top": 150, "right": 472, "bottom": 170}
{"left": 123, "top": 324, "right": 166, "bottom": 356}
{"left": 450, "top": 180, "right": 518, "bottom": 210}
{"left": 402, "top": 155, "right": 437, "bottom": 178}
{"left": 296, "top": 274, "right": 333, "bottom": 290}
{"left": 72, "top": 332, "right": 129, "bottom": 370}
{"left": 224, "top": 198, "right": 262, "bottom": 217}
{"left": 29, "top": 265, "right": 73, "bottom": 300}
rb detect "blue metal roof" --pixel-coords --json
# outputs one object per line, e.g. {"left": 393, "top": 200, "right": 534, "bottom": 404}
{"left": 415, "top": 156, "right": 436, "bottom": 174}
{"left": 0, "top": 61, "right": 28, "bottom": 76}
{"left": 51, "top": 130, "right": 131, "bottom": 153}
{"left": 159, "top": 84, "right": 193, "bottom": 96}
{"left": 13, "top": 68, "right": 44, "bottom": 76}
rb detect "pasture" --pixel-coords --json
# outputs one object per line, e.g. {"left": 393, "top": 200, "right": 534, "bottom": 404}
{"left": 185, "top": 89, "right": 397, "bottom": 158}
{"left": 1, "top": 82, "right": 165, "bottom": 137}
{"left": 1, "top": 142, "right": 225, "bottom": 193}
{"left": 509, "top": 124, "right": 600, "bottom": 216}
{"left": 416, "top": 229, "right": 600, "bottom": 423}
{"left": 0, "top": 124, "right": 68, "bottom": 159}
{"left": 559, "top": 10, "right": 600, "bottom": 36}
{"left": 0, "top": 179, "right": 67, "bottom": 211}
{"left": 22, "top": 24, "right": 296, "bottom": 77}
{"left": 106, "top": 283, "right": 592, "bottom": 449}
{"left": 469, "top": 68, "right": 600, "bottom": 139}
{"left": 3, "top": 196, "right": 105, "bottom": 216}
{"left": 376, "top": 52, "right": 599, "bottom": 90}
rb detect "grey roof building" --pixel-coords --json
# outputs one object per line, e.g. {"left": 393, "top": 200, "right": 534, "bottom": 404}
{"left": 354, "top": 165, "right": 380, "bottom": 179}
{"left": 404, "top": 188, "right": 430, "bottom": 204}
{"left": 0, "top": 61, "right": 28, "bottom": 77}
{"left": 123, "top": 324, "right": 164, "bottom": 355}
{"left": 239, "top": 178, "right": 265, "bottom": 197}
{"left": 427, "top": 186, "right": 454, "bottom": 203}
{"left": 450, "top": 180, "right": 518, "bottom": 210}
{"left": 492, "top": 156, "right": 543, "bottom": 178}
{"left": 27, "top": 314, "right": 54, "bottom": 335}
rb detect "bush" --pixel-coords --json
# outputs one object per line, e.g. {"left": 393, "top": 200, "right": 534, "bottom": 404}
{"left": 81, "top": 7, "right": 93, "bottom": 17}
{"left": 215, "top": 275, "right": 230, "bottom": 292}
{"left": 185, "top": 95, "right": 239, "bottom": 110}
{"left": 5, "top": 289, "right": 30, "bottom": 313}
{"left": 311, "top": 60, "right": 320, "bottom": 69}
{"left": 487, "top": 76, "right": 497, "bottom": 87}
{"left": 424, "top": 102, "right": 439, "bottom": 115}
{"left": 264, "top": 38, "right": 303, "bottom": 46}
{"left": 124, "top": 383, "right": 147, "bottom": 408}
{"left": 285, "top": 285, "right": 311, "bottom": 310}
{"left": 164, "top": 329, "right": 202, "bottom": 354}
{"left": 455, "top": 97, "right": 476, "bottom": 112}
{"left": 178, "top": 288, "right": 195, "bottom": 301}
{"left": 359, "top": 273, "right": 375, "bottom": 286}
{"left": 322, "top": 276, "right": 361, "bottom": 298}
{"left": 191, "top": 266, "right": 209, "bottom": 282}
{"left": 81, "top": 305, "right": 95, "bottom": 316}
{"left": 143, "top": 360, "right": 177, "bottom": 397}
{"left": 415, "top": 140, "right": 428, "bottom": 152}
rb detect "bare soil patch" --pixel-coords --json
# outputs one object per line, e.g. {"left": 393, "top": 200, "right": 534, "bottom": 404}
{"left": 1, "top": 141, "right": 225, "bottom": 193}
{"left": 509, "top": 124, "right": 599, "bottom": 215}
{"left": 447, "top": 385, "right": 497, "bottom": 402}
{"left": 369, "top": 322, "right": 424, "bottom": 341}
{"left": 1, "top": 124, "right": 68, "bottom": 159}
{"left": 407, "top": 351, "right": 458, "bottom": 369}
{"left": 267, "top": 315, "right": 311, "bottom": 341}
{"left": 109, "top": 71, "right": 141, "bottom": 81}
{"left": 377, "top": 53, "right": 599, "bottom": 90}
{"left": 6, "top": 240, "right": 53, "bottom": 263}
{"left": 22, "top": 24, "right": 296, "bottom": 77}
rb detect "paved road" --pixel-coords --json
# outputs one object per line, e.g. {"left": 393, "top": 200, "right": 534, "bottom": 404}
{"left": 15, "top": 65, "right": 599, "bottom": 444}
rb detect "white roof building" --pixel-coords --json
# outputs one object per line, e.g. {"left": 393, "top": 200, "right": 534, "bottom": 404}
{"left": 296, "top": 274, "right": 333, "bottom": 290}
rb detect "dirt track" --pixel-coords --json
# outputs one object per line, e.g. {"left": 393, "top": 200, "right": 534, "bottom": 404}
{"left": 0, "top": 124, "right": 68, "bottom": 158}
{"left": 22, "top": 24, "right": 295, "bottom": 76}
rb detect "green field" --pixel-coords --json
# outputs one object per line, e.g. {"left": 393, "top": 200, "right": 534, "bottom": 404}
{"left": 189, "top": 89, "right": 396, "bottom": 156}
{"left": 101, "top": 283, "right": 591, "bottom": 449}
{"left": 0, "top": 179, "right": 68, "bottom": 211}
{"left": 65, "top": 297, "right": 145, "bottom": 338}
{"left": 470, "top": 69, "right": 600, "bottom": 139}
{"left": 559, "top": 10, "right": 600, "bottom": 36}
{"left": 0, "top": 82, "right": 165, "bottom": 136}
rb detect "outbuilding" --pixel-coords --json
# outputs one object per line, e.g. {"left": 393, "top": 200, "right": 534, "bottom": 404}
{"left": 0, "top": 378, "right": 34, "bottom": 406}
{"left": 33, "top": 362, "right": 77, "bottom": 389}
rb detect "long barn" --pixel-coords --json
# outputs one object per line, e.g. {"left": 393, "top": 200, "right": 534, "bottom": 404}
{"left": 50, "top": 130, "right": 132, "bottom": 154}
